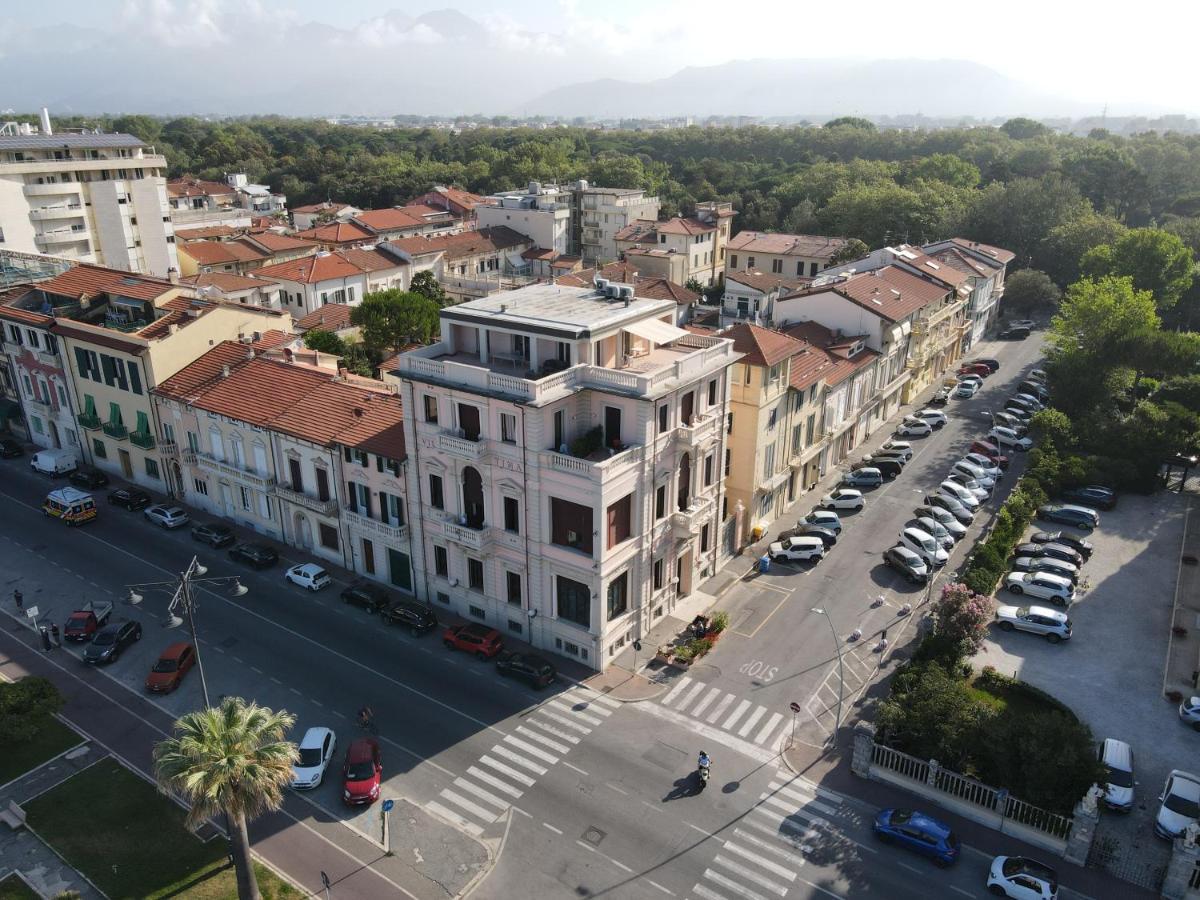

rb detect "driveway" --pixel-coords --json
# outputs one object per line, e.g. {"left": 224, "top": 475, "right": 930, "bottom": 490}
{"left": 975, "top": 490, "right": 1192, "bottom": 891}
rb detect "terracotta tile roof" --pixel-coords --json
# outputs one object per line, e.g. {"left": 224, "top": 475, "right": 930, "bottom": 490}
{"left": 728, "top": 231, "right": 853, "bottom": 259}
{"left": 786, "top": 266, "right": 950, "bottom": 323}
{"left": 291, "top": 200, "right": 357, "bottom": 215}
{"left": 888, "top": 245, "right": 970, "bottom": 291}
{"left": 51, "top": 321, "right": 147, "bottom": 353}
{"left": 353, "top": 208, "right": 427, "bottom": 232}
{"left": 179, "top": 240, "right": 267, "bottom": 267}
{"left": 295, "top": 304, "right": 355, "bottom": 332}
{"left": 557, "top": 262, "right": 699, "bottom": 304}
{"left": 414, "top": 186, "right": 487, "bottom": 213}
{"left": 35, "top": 264, "right": 176, "bottom": 302}
{"left": 251, "top": 330, "right": 296, "bottom": 350}
{"left": 243, "top": 232, "right": 318, "bottom": 254}
{"left": 338, "top": 247, "right": 406, "bottom": 273}
{"left": 655, "top": 216, "right": 715, "bottom": 236}
{"left": 725, "top": 270, "right": 811, "bottom": 294}
{"left": 253, "top": 247, "right": 401, "bottom": 284}
{"left": 292, "top": 221, "right": 376, "bottom": 246}
{"left": 785, "top": 344, "right": 833, "bottom": 391}
{"left": 950, "top": 238, "right": 1016, "bottom": 265}
{"left": 522, "top": 247, "right": 555, "bottom": 261}
{"left": 928, "top": 245, "right": 1001, "bottom": 276}
{"left": 387, "top": 226, "right": 530, "bottom": 262}
{"left": 550, "top": 255, "right": 582, "bottom": 270}
{"left": 723, "top": 323, "right": 808, "bottom": 368}
{"left": 782, "top": 321, "right": 879, "bottom": 386}
{"left": 0, "top": 297, "right": 53, "bottom": 327}
{"left": 167, "top": 176, "right": 234, "bottom": 199}
{"left": 174, "top": 225, "right": 239, "bottom": 241}
{"left": 180, "top": 272, "right": 278, "bottom": 293}
{"left": 613, "top": 220, "right": 659, "bottom": 243}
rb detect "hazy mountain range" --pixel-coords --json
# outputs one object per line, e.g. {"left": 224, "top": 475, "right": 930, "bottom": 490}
{"left": 0, "top": 8, "right": 1105, "bottom": 119}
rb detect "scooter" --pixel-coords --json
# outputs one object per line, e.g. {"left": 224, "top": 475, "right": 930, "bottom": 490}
{"left": 698, "top": 761, "right": 711, "bottom": 791}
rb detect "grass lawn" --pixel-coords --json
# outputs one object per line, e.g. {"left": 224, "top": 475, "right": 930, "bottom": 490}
{"left": 24, "top": 757, "right": 302, "bottom": 900}
{"left": 0, "top": 718, "right": 82, "bottom": 787}
{"left": 968, "top": 670, "right": 1077, "bottom": 722}
{"left": 0, "top": 873, "right": 39, "bottom": 900}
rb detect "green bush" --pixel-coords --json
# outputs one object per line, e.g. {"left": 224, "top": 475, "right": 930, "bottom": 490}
{"left": 710, "top": 611, "right": 730, "bottom": 634}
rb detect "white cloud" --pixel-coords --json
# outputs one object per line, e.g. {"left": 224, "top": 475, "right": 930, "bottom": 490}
{"left": 120, "top": 0, "right": 229, "bottom": 47}
{"left": 352, "top": 18, "right": 446, "bottom": 48}
{"left": 479, "top": 13, "right": 566, "bottom": 56}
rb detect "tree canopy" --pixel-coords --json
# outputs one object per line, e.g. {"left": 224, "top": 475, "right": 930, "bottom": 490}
{"left": 351, "top": 289, "right": 441, "bottom": 352}
{"left": 1002, "top": 269, "right": 1061, "bottom": 315}
{"left": 302, "top": 329, "right": 347, "bottom": 356}
{"left": 1080, "top": 227, "right": 1196, "bottom": 310}
{"left": 410, "top": 269, "right": 450, "bottom": 307}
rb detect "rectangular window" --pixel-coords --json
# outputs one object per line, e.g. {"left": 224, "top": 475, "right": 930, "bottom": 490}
{"left": 550, "top": 497, "right": 593, "bottom": 554}
{"left": 653, "top": 558, "right": 664, "bottom": 591}
{"left": 606, "top": 572, "right": 628, "bottom": 620}
{"left": 433, "top": 544, "right": 448, "bottom": 577}
{"left": 747, "top": 256, "right": 755, "bottom": 269}
{"left": 436, "top": 591, "right": 450, "bottom": 604}
{"left": 701, "top": 523, "right": 710, "bottom": 553}
{"left": 506, "top": 571, "right": 522, "bottom": 606}
{"left": 655, "top": 484, "right": 666, "bottom": 520}
{"left": 240, "top": 485, "right": 251, "bottom": 511}
{"left": 606, "top": 494, "right": 632, "bottom": 549}
{"left": 193, "top": 478, "right": 208, "bottom": 495}
{"left": 725, "top": 448, "right": 731, "bottom": 476}
{"left": 704, "top": 454, "right": 714, "bottom": 487}
{"left": 726, "top": 412, "right": 733, "bottom": 434}
{"left": 798, "top": 260, "right": 805, "bottom": 276}
{"left": 127, "top": 362, "right": 142, "bottom": 395}
{"left": 319, "top": 523, "right": 339, "bottom": 550}
{"left": 468, "top": 557, "right": 484, "bottom": 591}
{"left": 92, "top": 437, "right": 106, "bottom": 458}
{"left": 145, "top": 458, "right": 159, "bottom": 479}
{"left": 315, "top": 467, "right": 330, "bottom": 501}
{"left": 508, "top": 619, "right": 523, "bottom": 634}
{"left": 423, "top": 395, "right": 438, "bottom": 423}
{"left": 556, "top": 576, "right": 591, "bottom": 628}
{"left": 792, "top": 423, "right": 803, "bottom": 457}
{"left": 503, "top": 496, "right": 520, "bottom": 533}
{"left": 708, "top": 379, "right": 718, "bottom": 406}
{"left": 730, "top": 254, "right": 738, "bottom": 269}
{"left": 657, "top": 404, "right": 669, "bottom": 433}
{"left": 469, "top": 605, "right": 486, "bottom": 620}
{"left": 771, "top": 259, "right": 782, "bottom": 274}
{"left": 429, "top": 474, "right": 444, "bottom": 509}
{"left": 553, "top": 410, "right": 565, "bottom": 451}
{"left": 500, "top": 412, "right": 516, "bottom": 444}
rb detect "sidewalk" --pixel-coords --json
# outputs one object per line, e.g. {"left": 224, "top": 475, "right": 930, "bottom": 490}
{"left": 1164, "top": 498, "right": 1198, "bottom": 698}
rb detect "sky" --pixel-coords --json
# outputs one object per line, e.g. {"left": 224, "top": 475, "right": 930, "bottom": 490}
{"left": 2, "top": 0, "right": 1197, "bottom": 116}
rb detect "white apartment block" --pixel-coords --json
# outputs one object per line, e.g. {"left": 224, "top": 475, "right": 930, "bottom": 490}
{"left": 476, "top": 182, "right": 572, "bottom": 255}
{"left": 394, "top": 279, "right": 739, "bottom": 670}
{"left": 573, "top": 182, "right": 661, "bottom": 266}
{"left": 0, "top": 118, "right": 178, "bottom": 277}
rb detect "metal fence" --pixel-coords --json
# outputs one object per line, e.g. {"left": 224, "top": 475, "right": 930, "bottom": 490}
{"left": 1189, "top": 858, "right": 1200, "bottom": 890}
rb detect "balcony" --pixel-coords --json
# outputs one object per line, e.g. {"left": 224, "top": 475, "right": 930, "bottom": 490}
{"left": 438, "top": 431, "right": 485, "bottom": 462}
{"left": 443, "top": 519, "right": 487, "bottom": 551}
{"left": 672, "top": 494, "right": 716, "bottom": 539}
{"left": 22, "top": 182, "right": 84, "bottom": 198}
{"left": 675, "top": 413, "right": 721, "bottom": 449}
{"left": 540, "top": 443, "right": 645, "bottom": 483}
{"left": 195, "top": 451, "right": 275, "bottom": 489}
{"left": 33, "top": 349, "right": 58, "bottom": 368}
{"left": 159, "top": 440, "right": 178, "bottom": 457}
{"left": 77, "top": 413, "right": 101, "bottom": 430}
{"left": 23, "top": 397, "right": 51, "bottom": 418}
{"left": 129, "top": 430, "right": 156, "bottom": 450}
{"left": 343, "top": 508, "right": 408, "bottom": 543}
{"left": 182, "top": 448, "right": 197, "bottom": 466}
{"left": 273, "top": 484, "right": 338, "bottom": 517}
{"left": 10, "top": 154, "right": 168, "bottom": 176}
{"left": 28, "top": 203, "right": 84, "bottom": 221}
{"left": 102, "top": 421, "right": 127, "bottom": 440}
{"left": 37, "top": 228, "right": 89, "bottom": 246}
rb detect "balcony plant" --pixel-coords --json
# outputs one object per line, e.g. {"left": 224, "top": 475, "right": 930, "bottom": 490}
{"left": 569, "top": 425, "right": 604, "bottom": 459}
{"left": 672, "top": 644, "right": 696, "bottom": 666}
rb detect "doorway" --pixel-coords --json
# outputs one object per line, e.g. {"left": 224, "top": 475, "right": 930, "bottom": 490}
{"left": 118, "top": 449, "right": 132, "bottom": 479}
{"left": 678, "top": 453, "right": 691, "bottom": 511}
{"left": 458, "top": 404, "right": 481, "bottom": 441}
{"left": 362, "top": 538, "right": 375, "bottom": 575}
{"left": 604, "top": 406, "right": 622, "bottom": 449}
{"left": 462, "top": 466, "right": 485, "bottom": 528}
{"left": 677, "top": 551, "right": 693, "bottom": 596}
{"left": 49, "top": 420, "right": 60, "bottom": 449}
{"left": 293, "top": 512, "right": 313, "bottom": 550}
{"left": 680, "top": 391, "right": 695, "bottom": 425}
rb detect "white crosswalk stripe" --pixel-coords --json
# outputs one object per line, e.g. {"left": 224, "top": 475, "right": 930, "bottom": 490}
{"left": 730, "top": 828, "right": 808, "bottom": 869}
{"left": 563, "top": 690, "right": 614, "bottom": 716}
{"left": 515, "top": 724, "right": 571, "bottom": 755}
{"left": 547, "top": 700, "right": 604, "bottom": 727}
{"left": 722, "top": 699, "right": 753, "bottom": 730}
{"left": 721, "top": 841, "right": 797, "bottom": 882}
{"left": 526, "top": 717, "right": 581, "bottom": 744}
{"left": 425, "top": 801, "right": 484, "bottom": 836}
{"left": 452, "top": 777, "right": 510, "bottom": 812}
{"left": 736, "top": 705, "right": 767, "bottom": 738}
{"left": 691, "top": 686, "right": 723, "bottom": 717}
{"left": 466, "top": 765, "right": 524, "bottom": 799}
{"left": 768, "top": 776, "right": 843, "bottom": 806}
{"left": 674, "top": 681, "right": 708, "bottom": 712}
{"left": 711, "top": 855, "right": 789, "bottom": 896}
{"left": 537, "top": 707, "right": 593, "bottom": 734}
{"left": 692, "top": 884, "right": 731, "bottom": 900}
{"left": 503, "top": 734, "right": 559, "bottom": 765}
{"left": 705, "top": 692, "right": 736, "bottom": 724}
{"left": 490, "top": 743, "right": 549, "bottom": 775}
{"left": 441, "top": 789, "right": 500, "bottom": 823}
{"left": 661, "top": 675, "right": 693, "bottom": 705}
{"left": 754, "top": 712, "right": 784, "bottom": 746}
{"left": 660, "top": 684, "right": 788, "bottom": 748}
{"left": 479, "top": 754, "right": 537, "bottom": 787}
{"left": 702, "top": 867, "right": 772, "bottom": 900}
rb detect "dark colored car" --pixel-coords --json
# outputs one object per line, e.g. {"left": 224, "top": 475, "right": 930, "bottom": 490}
{"left": 882, "top": 545, "right": 929, "bottom": 584}
{"left": 998, "top": 326, "right": 1031, "bottom": 340}
{"left": 108, "top": 487, "right": 151, "bottom": 510}
{"left": 970, "top": 358, "right": 1000, "bottom": 373}
{"left": 342, "top": 737, "right": 381, "bottom": 806}
{"left": 1037, "top": 503, "right": 1099, "bottom": 531}
{"left": 228, "top": 542, "right": 279, "bottom": 569}
{"left": 0, "top": 437, "right": 24, "bottom": 458}
{"left": 1014, "top": 542, "right": 1084, "bottom": 567}
{"left": 443, "top": 623, "right": 503, "bottom": 659}
{"left": 82, "top": 620, "right": 142, "bottom": 664}
{"left": 777, "top": 524, "right": 838, "bottom": 547}
{"left": 70, "top": 468, "right": 109, "bottom": 489}
{"left": 1030, "top": 530, "right": 1094, "bottom": 558}
{"left": 957, "top": 362, "right": 991, "bottom": 378}
{"left": 380, "top": 599, "right": 439, "bottom": 634}
{"left": 341, "top": 580, "right": 390, "bottom": 613}
{"left": 191, "top": 521, "right": 236, "bottom": 548}
{"left": 853, "top": 458, "right": 903, "bottom": 479}
{"left": 495, "top": 652, "right": 557, "bottom": 689}
{"left": 145, "top": 642, "right": 196, "bottom": 692}
{"left": 873, "top": 808, "right": 960, "bottom": 866}
{"left": 1060, "top": 484, "right": 1116, "bottom": 510}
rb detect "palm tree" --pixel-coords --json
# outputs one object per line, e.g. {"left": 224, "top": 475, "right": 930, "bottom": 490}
{"left": 154, "top": 697, "right": 297, "bottom": 900}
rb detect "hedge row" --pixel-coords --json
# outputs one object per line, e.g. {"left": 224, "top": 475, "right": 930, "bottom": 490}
{"left": 959, "top": 477, "right": 1047, "bottom": 597}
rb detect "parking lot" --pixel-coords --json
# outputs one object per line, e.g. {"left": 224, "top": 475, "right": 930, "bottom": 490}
{"left": 976, "top": 489, "right": 1193, "bottom": 890}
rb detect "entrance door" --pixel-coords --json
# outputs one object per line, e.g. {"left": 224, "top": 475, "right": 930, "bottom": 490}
{"left": 362, "top": 538, "right": 375, "bottom": 575}
{"left": 458, "top": 404, "right": 481, "bottom": 441}
{"left": 462, "top": 466, "right": 485, "bottom": 528}
{"left": 680, "top": 391, "right": 695, "bottom": 425}
{"left": 678, "top": 550, "right": 694, "bottom": 596}
{"left": 118, "top": 449, "right": 132, "bottom": 479}
{"left": 294, "top": 513, "right": 313, "bottom": 550}
{"left": 678, "top": 453, "right": 691, "bottom": 511}
{"left": 604, "top": 406, "right": 622, "bottom": 449}
{"left": 49, "top": 420, "right": 61, "bottom": 449}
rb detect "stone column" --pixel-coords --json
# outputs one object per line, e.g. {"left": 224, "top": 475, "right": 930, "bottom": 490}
{"left": 850, "top": 722, "right": 875, "bottom": 778}
{"left": 1063, "top": 794, "right": 1100, "bottom": 866}
{"left": 1161, "top": 826, "right": 1200, "bottom": 900}
{"left": 926, "top": 759, "right": 940, "bottom": 788}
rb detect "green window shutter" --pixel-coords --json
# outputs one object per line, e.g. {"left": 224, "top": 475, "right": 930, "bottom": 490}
{"left": 84, "top": 395, "right": 96, "bottom": 416}
{"left": 108, "top": 403, "right": 123, "bottom": 426}
{"left": 136, "top": 411, "right": 149, "bottom": 435}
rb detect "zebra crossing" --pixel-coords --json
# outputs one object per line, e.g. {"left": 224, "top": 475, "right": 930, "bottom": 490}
{"left": 424, "top": 684, "right": 619, "bottom": 837}
{"left": 689, "top": 771, "right": 847, "bottom": 900}
{"left": 658, "top": 676, "right": 788, "bottom": 749}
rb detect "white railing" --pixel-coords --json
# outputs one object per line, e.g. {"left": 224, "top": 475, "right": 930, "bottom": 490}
{"left": 343, "top": 508, "right": 408, "bottom": 542}
{"left": 676, "top": 413, "right": 721, "bottom": 448}
{"left": 443, "top": 519, "right": 486, "bottom": 551}
{"left": 273, "top": 484, "right": 338, "bottom": 516}
{"left": 195, "top": 452, "right": 275, "bottom": 489}
{"left": 438, "top": 431, "right": 485, "bottom": 461}
{"left": 672, "top": 494, "right": 716, "bottom": 536}
{"left": 541, "top": 443, "right": 645, "bottom": 481}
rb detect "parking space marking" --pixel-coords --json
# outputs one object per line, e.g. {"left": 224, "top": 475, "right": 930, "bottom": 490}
{"left": 542, "top": 822, "right": 563, "bottom": 834}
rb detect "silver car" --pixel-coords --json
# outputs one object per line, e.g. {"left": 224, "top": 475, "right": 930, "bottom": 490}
{"left": 994, "top": 605, "right": 1072, "bottom": 643}
{"left": 1180, "top": 696, "right": 1200, "bottom": 731}
{"left": 144, "top": 504, "right": 190, "bottom": 529}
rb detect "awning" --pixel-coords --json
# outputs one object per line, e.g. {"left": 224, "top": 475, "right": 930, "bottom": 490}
{"left": 624, "top": 317, "right": 689, "bottom": 345}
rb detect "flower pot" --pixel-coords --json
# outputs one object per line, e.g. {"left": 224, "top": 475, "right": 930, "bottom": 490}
{"left": 1166, "top": 690, "right": 1183, "bottom": 703}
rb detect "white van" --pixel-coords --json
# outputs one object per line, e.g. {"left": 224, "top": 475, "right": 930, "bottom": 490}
{"left": 1098, "top": 738, "right": 1134, "bottom": 812}
{"left": 30, "top": 448, "right": 78, "bottom": 476}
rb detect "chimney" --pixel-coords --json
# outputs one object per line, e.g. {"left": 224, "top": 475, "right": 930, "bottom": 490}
{"left": 221, "top": 364, "right": 231, "bottom": 378}
{"left": 39, "top": 107, "right": 52, "bottom": 136}
{"left": 167, "top": 267, "right": 179, "bottom": 285}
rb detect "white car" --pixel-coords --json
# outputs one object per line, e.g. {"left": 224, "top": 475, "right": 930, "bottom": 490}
{"left": 938, "top": 480, "right": 981, "bottom": 510}
{"left": 986, "top": 855, "right": 1058, "bottom": 899}
{"left": 801, "top": 509, "right": 842, "bottom": 533}
{"left": 144, "top": 504, "right": 190, "bottom": 529}
{"left": 954, "top": 381, "right": 980, "bottom": 398}
{"left": 912, "top": 516, "right": 955, "bottom": 549}
{"left": 898, "top": 527, "right": 948, "bottom": 568}
{"left": 988, "top": 426, "right": 1033, "bottom": 451}
{"left": 1180, "top": 696, "right": 1200, "bottom": 730}
{"left": 820, "top": 489, "right": 865, "bottom": 511}
{"left": 915, "top": 409, "right": 948, "bottom": 429}
{"left": 291, "top": 726, "right": 336, "bottom": 789}
{"left": 917, "top": 505, "right": 968, "bottom": 538}
{"left": 285, "top": 563, "right": 332, "bottom": 592}
{"left": 994, "top": 605, "right": 1072, "bottom": 643}
{"left": 947, "top": 471, "right": 990, "bottom": 500}
{"left": 957, "top": 373, "right": 984, "bottom": 387}
{"left": 768, "top": 536, "right": 825, "bottom": 563}
{"left": 963, "top": 453, "right": 1003, "bottom": 479}
{"left": 895, "top": 418, "right": 933, "bottom": 438}
{"left": 1005, "top": 571, "right": 1075, "bottom": 606}
{"left": 1155, "top": 770, "right": 1200, "bottom": 839}
{"left": 953, "top": 460, "right": 996, "bottom": 488}
{"left": 879, "top": 440, "right": 914, "bottom": 460}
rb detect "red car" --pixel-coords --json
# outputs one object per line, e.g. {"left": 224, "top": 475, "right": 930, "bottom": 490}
{"left": 957, "top": 363, "right": 991, "bottom": 378}
{"left": 969, "top": 440, "right": 1011, "bottom": 469}
{"left": 443, "top": 623, "right": 503, "bottom": 659}
{"left": 145, "top": 642, "right": 196, "bottom": 693}
{"left": 342, "top": 737, "right": 381, "bottom": 806}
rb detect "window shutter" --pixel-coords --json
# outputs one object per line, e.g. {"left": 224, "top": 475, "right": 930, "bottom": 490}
{"left": 347, "top": 483, "right": 357, "bottom": 513}
{"left": 135, "top": 411, "right": 149, "bottom": 435}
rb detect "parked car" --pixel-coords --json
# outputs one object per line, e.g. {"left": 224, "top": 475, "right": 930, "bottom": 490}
{"left": 82, "top": 620, "right": 143, "bottom": 663}
{"left": 872, "top": 808, "right": 960, "bottom": 867}
{"left": 1060, "top": 485, "right": 1116, "bottom": 511}
{"left": 342, "top": 737, "right": 382, "bottom": 806}
{"left": 144, "top": 642, "right": 196, "bottom": 693}
{"left": 1155, "top": 770, "right": 1200, "bottom": 839}
{"left": 957, "top": 373, "right": 984, "bottom": 388}
{"left": 191, "top": 521, "right": 236, "bottom": 548}
{"left": 1029, "top": 368, "right": 1048, "bottom": 382}
{"left": 879, "top": 440, "right": 914, "bottom": 460}
{"left": 899, "top": 527, "right": 948, "bottom": 568}
{"left": 986, "top": 856, "right": 1058, "bottom": 899}
{"left": 1007, "top": 396, "right": 1040, "bottom": 415}
{"left": 971, "top": 358, "right": 1001, "bottom": 373}
{"left": 895, "top": 418, "right": 933, "bottom": 438}
{"left": 988, "top": 412, "right": 1027, "bottom": 434}
{"left": 863, "top": 451, "right": 909, "bottom": 470}
{"left": 380, "top": 599, "right": 439, "bottom": 634}
{"left": 1098, "top": 738, "right": 1135, "bottom": 812}
{"left": 1004, "top": 572, "right": 1076, "bottom": 606}
{"left": 63, "top": 601, "right": 113, "bottom": 642}
{"left": 968, "top": 441, "right": 1010, "bottom": 468}
{"left": 1029, "top": 531, "right": 1093, "bottom": 558}
{"left": 292, "top": 726, "right": 337, "bottom": 790}
{"left": 1003, "top": 404, "right": 1034, "bottom": 422}
{"left": 30, "top": 448, "right": 77, "bottom": 476}
{"left": 994, "top": 605, "right": 1072, "bottom": 643}
{"left": 778, "top": 524, "right": 838, "bottom": 547}
{"left": 1020, "top": 381, "right": 1050, "bottom": 402}
{"left": 924, "top": 493, "right": 973, "bottom": 524}
{"left": 914, "top": 505, "right": 967, "bottom": 538}
{"left": 947, "top": 471, "right": 991, "bottom": 500}
{"left": 853, "top": 457, "right": 903, "bottom": 479}
{"left": 988, "top": 426, "right": 1033, "bottom": 451}
{"left": 340, "top": 580, "right": 390, "bottom": 613}
{"left": 801, "top": 510, "right": 843, "bottom": 533}
{"left": 938, "top": 480, "right": 981, "bottom": 510}
{"left": 842, "top": 467, "right": 884, "bottom": 488}
{"left": 69, "top": 467, "right": 108, "bottom": 489}
{"left": 228, "top": 542, "right": 279, "bottom": 569}
{"left": 0, "top": 437, "right": 21, "bottom": 458}
{"left": 1036, "top": 504, "right": 1099, "bottom": 531}
{"left": 1010, "top": 556, "right": 1079, "bottom": 583}
{"left": 144, "top": 504, "right": 190, "bottom": 529}
{"left": 909, "top": 516, "right": 955, "bottom": 549}
{"left": 928, "top": 387, "right": 951, "bottom": 406}
{"left": 998, "top": 325, "right": 1031, "bottom": 340}
{"left": 820, "top": 489, "right": 865, "bottom": 511}
{"left": 444, "top": 623, "right": 504, "bottom": 659}
{"left": 954, "top": 381, "right": 980, "bottom": 399}
{"left": 951, "top": 460, "right": 996, "bottom": 488}
{"left": 1013, "top": 542, "right": 1084, "bottom": 567}
{"left": 962, "top": 453, "right": 1003, "bottom": 479}
{"left": 957, "top": 362, "right": 991, "bottom": 378}
{"left": 495, "top": 652, "right": 557, "bottom": 689}
{"left": 1014, "top": 392, "right": 1045, "bottom": 411}
{"left": 882, "top": 545, "right": 930, "bottom": 584}
{"left": 1010, "top": 319, "right": 1037, "bottom": 330}
{"left": 1178, "top": 696, "right": 1200, "bottom": 731}
{"left": 769, "top": 536, "right": 826, "bottom": 563}
{"left": 286, "top": 563, "right": 332, "bottom": 592}
{"left": 108, "top": 487, "right": 151, "bottom": 510}
{"left": 915, "top": 409, "right": 948, "bottom": 429}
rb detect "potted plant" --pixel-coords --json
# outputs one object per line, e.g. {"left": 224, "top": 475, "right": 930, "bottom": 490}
{"left": 654, "top": 645, "right": 674, "bottom": 665}
{"left": 1166, "top": 690, "right": 1184, "bottom": 703}
{"left": 672, "top": 644, "right": 696, "bottom": 667}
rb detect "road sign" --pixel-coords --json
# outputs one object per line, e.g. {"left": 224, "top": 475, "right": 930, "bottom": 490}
{"left": 789, "top": 701, "right": 802, "bottom": 713}
{"left": 25, "top": 606, "right": 39, "bottom": 619}
{"left": 381, "top": 798, "right": 395, "bottom": 812}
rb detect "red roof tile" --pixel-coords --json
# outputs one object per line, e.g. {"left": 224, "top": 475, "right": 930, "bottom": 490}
{"left": 655, "top": 217, "right": 715, "bottom": 236}
{"left": 180, "top": 240, "right": 267, "bottom": 266}
{"left": 180, "top": 272, "right": 278, "bottom": 293}
{"left": 292, "top": 221, "right": 375, "bottom": 246}
{"left": 166, "top": 176, "right": 235, "bottom": 199}
{"left": 253, "top": 248, "right": 401, "bottom": 284}
{"left": 388, "top": 226, "right": 530, "bottom": 262}
{"left": 728, "top": 231, "right": 853, "bottom": 259}
{"left": 34, "top": 264, "right": 176, "bottom": 303}
{"left": 950, "top": 238, "right": 1016, "bottom": 265}
{"left": 723, "top": 323, "right": 808, "bottom": 368}
{"left": 726, "top": 270, "right": 810, "bottom": 294}
{"left": 174, "top": 225, "right": 240, "bottom": 241}
{"left": 291, "top": 200, "right": 357, "bottom": 215}
{"left": 295, "top": 304, "right": 355, "bottom": 332}
{"left": 243, "top": 232, "right": 318, "bottom": 254}
{"left": 786, "top": 266, "right": 950, "bottom": 323}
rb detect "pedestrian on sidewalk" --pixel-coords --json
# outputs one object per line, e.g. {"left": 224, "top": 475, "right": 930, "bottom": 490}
{"left": 13, "top": 589, "right": 22, "bottom": 611}
{"left": 40, "top": 626, "right": 51, "bottom": 652}
{"left": 50, "top": 623, "right": 61, "bottom": 647}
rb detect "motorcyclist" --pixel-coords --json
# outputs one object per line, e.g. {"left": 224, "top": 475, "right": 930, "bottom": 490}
{"left": 698, "top": 751, "right": 711, "bottom": 770}
{"left": 358, "top": 705, "right": 375, "bottom": 730}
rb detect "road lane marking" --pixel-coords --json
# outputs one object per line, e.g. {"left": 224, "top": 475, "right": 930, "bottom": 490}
{"left": 950, "top": 888, "right": 976, "bottom": 898}
{"left": 690, "top": 686, "right": 722, "bottom": 717}
{"left": 754, "top": 712, "right": 784, "bottom": 745}
{"left": 542, "top": 822, "right": 563, "bottom": 834}
{"left": 759, "top": 791, "right": 838, "bottom": 818}
{"left": 479, "top": 755, "right": 536, "bottom": 786}
{"left": 675, "top": 681, "right": 708, "bottom": 713}
{"left": 661, "top": 675, "right": 693, "bottom": 705}
{"left": 722, "top": 699, "right": 753, "bottom": 730}
{"left": 489, "top": 744, "right": 547, "bottom": 775}
{"left": 424, "top": 801, "right": 483, "bottom": 836}
{"left": 646, "top": 879, "right": 674, "bottom": 895}
{"left": 561, "top": 761, "right": 588, "bottom": 776}
{"left": 736, "top": 705, "right": 767, "bottom": 738}
{"left": 768, "top": 777, "right": 844, "bottom": 805}
{"left": 502, "top": 735, "right": 558, "bottom": 765}
{"left": 440, "top": 789, "right": 499, "bottom": 823}
{"left": 525, "top": 717, "right": 580, "bottom": 744}
{"left": 705, "top": 692, "right": 736, "bottom": 724}
{"left": 537, "top": 707, "right": 593, "bottom": 734}
{"left": 691, "top": 885, "right": 726, "bottom": 900}
{"left": 514, "top": 724, "right": 570, "bottom": 755}
{"left": 547, "top": 700, "right": 603, "bottom": 726}
{"left": 452, "top": 777, "right": 510, "bottom": 812}
{"left": 466, "top": 766, "right": 523, "bottom": 799}
{"left": 606, "top": 783, "right": 628, "bottom": 795}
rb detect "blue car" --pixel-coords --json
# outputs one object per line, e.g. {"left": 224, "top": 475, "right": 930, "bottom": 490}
{"left": 872, "top": 809, "right": 960, "bottom": 866}
{"left": 1037, "top": 503, "right": 1099, "bottom": 531}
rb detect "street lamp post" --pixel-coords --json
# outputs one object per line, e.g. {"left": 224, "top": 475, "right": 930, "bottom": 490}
{"left": 127, "top": 555, "right": 247, "bottom": 709}
{"left": 812, "top": 606, "right": 845, "bottom": 740}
